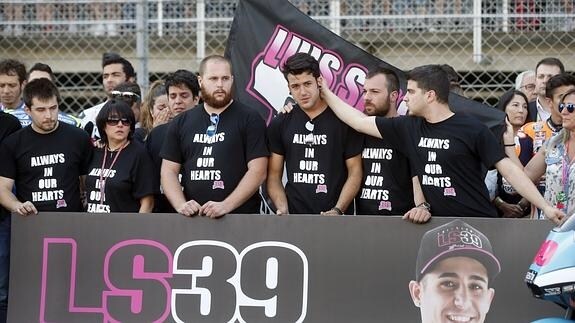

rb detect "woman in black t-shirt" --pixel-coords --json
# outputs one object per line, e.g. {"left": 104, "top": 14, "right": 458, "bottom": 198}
{"left": 84, "top": 100, "right": 156, "bottom": 213}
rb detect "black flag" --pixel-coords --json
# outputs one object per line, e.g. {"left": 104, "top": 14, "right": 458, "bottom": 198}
{"left": 225, "top": 0, "right": 505, "bottom": 137}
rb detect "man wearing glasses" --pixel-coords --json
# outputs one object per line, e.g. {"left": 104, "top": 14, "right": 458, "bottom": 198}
{"left": 266, "top": 52, "right": 362, "bottom": 215}
{"left": 80, "top": 53, "right": 136, "bottom": 141}
{"left": 515, "top": 70, "right": 536, "bottom": 103}
{"left": 160, "top": 55, "right": 269, "bottom": 218}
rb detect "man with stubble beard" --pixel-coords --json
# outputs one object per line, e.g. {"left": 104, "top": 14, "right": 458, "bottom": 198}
{"left": 160, "top": 55, "right": 269, "bottom": 218}
{"left": 357, "top": 67, "right": 430, "bottom": 223}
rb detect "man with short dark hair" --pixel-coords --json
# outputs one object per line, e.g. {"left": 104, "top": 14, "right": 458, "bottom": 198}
{"left": 321, "top": 64, "right": 565, "bottom": 224}
{"left": 528, "top": 57, "right": 565, "bottom": 122}
{"left": 80, "top": 53, "right": 136, "bottom": 140}
{"left": 267, "top": 52, "right": 362, "bottom": 215}
{"left": 0, "top": 59, "right": 26, "bottom": 112}
{"left": 357, "top": 67, "right": 429, "bottom": 223}
{"left": 408, "top": 219, "right": 500, "bottom": 323}
{"left": 0, "top": 78, "right": 92, "bottom": 215}
{"left": 161, "top": 55, "right": 268, "bottom": 218}
{"left": 146, "top": 69, "right": 200, "bottom": 213}
{"left": 8, "top": 62, "right": 81, "bottom": 127}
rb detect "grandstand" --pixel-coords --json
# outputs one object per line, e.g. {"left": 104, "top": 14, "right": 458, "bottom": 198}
{"left": 1, "top": 0, "right": 573, "bottom": 113}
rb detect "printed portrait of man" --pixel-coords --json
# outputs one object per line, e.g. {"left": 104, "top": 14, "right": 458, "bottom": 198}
{"left": 408, "top": 219, "right": 501, "bottom": 323}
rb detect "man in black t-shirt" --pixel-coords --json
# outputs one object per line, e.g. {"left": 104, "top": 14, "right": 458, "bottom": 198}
{"left": 357, "top": 67, "right": 430, "bottom": 223}
{"left": 147, "top": 69, "right": 200, "bottom": 213}
{"left": 321, "top": 64, "right": 565, "bottom": 224}
{"left": 0, "top": 78, "right": 92, "bottom": 216}
{"left": 161, "top": 55, "right": 268, "bottom": 218}
{"left": 267, "top": 53, "right": 362, "bottom": 215}
{"left": 0, "top": 110, "right": 20, "bottom": 323}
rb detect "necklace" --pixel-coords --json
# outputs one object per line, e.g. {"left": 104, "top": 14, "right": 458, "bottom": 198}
{"left": 98, "top": 141, "right": 128, "bottom": 205}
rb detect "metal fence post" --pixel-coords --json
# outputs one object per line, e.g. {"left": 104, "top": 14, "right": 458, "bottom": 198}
{"left": 136, "top": 0, "right": 150, "bottom": 91}
{"left": 197, "top": 0, "right": 206, "bottom": 66}
{"left": 472, "top": 0, "right": 483, "bottom": 64}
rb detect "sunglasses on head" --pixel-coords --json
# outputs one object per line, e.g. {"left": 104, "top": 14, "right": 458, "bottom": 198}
{"left": 106, "top": 118, "right": 131, "bottom": 126}
{"left": 206, "top": 113, "right": 219, "bottom": 137}
{"left": 559, "top": 103, "right": 575, "bottom": 113}
{"left": 111, "top": 91, "right": 140, "bottom": 101}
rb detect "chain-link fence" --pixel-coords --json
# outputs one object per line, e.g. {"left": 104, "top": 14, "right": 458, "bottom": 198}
{"left": 1, "top": 0, "right": 574, "bottom": 114}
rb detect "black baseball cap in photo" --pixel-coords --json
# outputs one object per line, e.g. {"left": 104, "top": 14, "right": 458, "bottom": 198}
{"left": 415, "top": 219, "right": 501, "bottom": 281}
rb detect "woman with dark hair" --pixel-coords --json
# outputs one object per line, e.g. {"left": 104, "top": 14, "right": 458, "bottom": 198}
{"left": 84, "top": 100, "right": 157, "bottom": 213}
{"left": 521, "top": 89, "right": 575, "bottom": 217}
{"left": 493, "top": 90, "right": 532, "bottom": 217}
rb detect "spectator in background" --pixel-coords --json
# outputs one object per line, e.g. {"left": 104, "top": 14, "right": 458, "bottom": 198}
{"left": 440, "top": 64, "right": 463, "bottom": 95}
{"left": 0, "top": 108, "right": 20, "bottom": 323}
{"left": 110, "top": 82, "right": 142, "bottom": 127}
{"left": 266, "top": 53, "right": 362, "bottom": 215}
{"left": 27, "top": 63, "right": 56, "bottom": 82}
{"left": 6, "top": 62, "right": 81, "bottom": 127}
{"left": 520, "top": 89, "right": 575, "bottom": 217}
{"left": 161, "top": 55, "right": 268, "bottom": 218}
{"left": 528, "top": 57, "right": 564, "bottom": 122}
{"left": 515, "top": 70, "right": 537, "bottom": 102}
{"left": 0, "top": 59, "right": 26, "bottom": 111}
{"left": 81, "top": 53, "right": 135, "bottom": 141}
{"left": 507, "top": 73, "right": 575, "bottom": 218}
{"left": 134, "top": 80, "right": 170, "bottom": 143}
{"left": 493, "top": 90, "right": 531, "bottom": 217}
{"left": 146, "top": 70, "right": 200, "bottom": 213}
{"left": 84, "top": 100, "right": 156, "bottom": 213}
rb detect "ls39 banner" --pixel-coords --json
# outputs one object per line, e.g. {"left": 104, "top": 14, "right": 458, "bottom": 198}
{"left": 9, "top": 213, "right": 557, "bottom": 322}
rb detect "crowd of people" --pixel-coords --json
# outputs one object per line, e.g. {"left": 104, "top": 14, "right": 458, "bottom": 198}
{"left": 0, "top": 52, "right": 573, "bottom": 322}
{"left": 2, "top": 1, "right": 574, "bottom": 37}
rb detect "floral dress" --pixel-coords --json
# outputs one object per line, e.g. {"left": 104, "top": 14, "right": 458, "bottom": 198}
{"left": 543, "top": 133, "right": 575, "bottom": 218}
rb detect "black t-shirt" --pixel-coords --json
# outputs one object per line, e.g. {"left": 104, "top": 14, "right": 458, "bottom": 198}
{"left": 133, "top": 127, "right": 148, "bottom": 144}
{"left": 0, "top": 123, "right": 93, "bottom": 212}
{"left": 356, "top": 134, "right": 414, "bottom": 215}
{"left": 0, "top": 112, "right": 22, "bottom": 218}
{"left": 160, "top": 101, "right": 269, "bottom": 213}
{"left": 375, "top": 113, "right": 505, "bottom": 217}
{"left": 267, "top": 106, "right": 362, "bottom": 214}
{"left": 145, "top": 123, "right": 175, "bottom": 213}
{"left": 86, "top": 141, "right": 157, "bottom": 213}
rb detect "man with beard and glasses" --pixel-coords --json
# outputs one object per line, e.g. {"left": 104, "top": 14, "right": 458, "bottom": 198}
{"left": 0, "top": 78, "right": 92, "bottom": 216}
{"left": 357, "top": 67, "right": 430, "bottom": 223}
{"left": 146, "top": 69, "right": 200, "bottom": 213}
{"left": 160, "top": 55, "right": 269, "bottom": 218}
{"left": 266, "top": 52, "right": 362, "bottom": 215}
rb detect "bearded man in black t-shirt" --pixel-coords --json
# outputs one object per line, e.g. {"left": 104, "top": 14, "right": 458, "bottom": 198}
{"left": 161, "top": 55, "right": 269, "bottom": 218}
{"left": 266, "top": 53, "right": 362, "bottom": 215}
{"left": 0, "top": 78, "right": 92, "bottom": 216}
{"left": 320, "top": 64, "right": 565, "bottom": 225}
{"left": 357, "top": 67, "right": 430, "bottom": 223}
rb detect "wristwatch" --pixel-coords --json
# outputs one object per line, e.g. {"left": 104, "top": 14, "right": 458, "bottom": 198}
{"left": 417, "top": 202, "right": 431, "bottom": 212}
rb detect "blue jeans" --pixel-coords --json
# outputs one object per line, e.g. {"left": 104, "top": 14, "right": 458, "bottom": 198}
{"left": 0, "top": 215, "right": 10, "bottom": 323}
